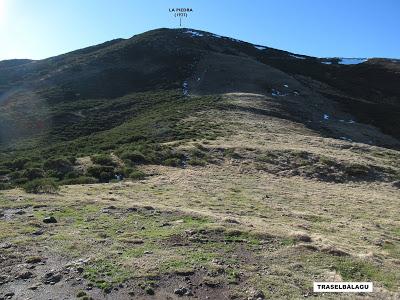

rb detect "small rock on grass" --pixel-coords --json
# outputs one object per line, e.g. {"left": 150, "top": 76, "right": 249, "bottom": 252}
{"left": 28, "top": 284, "right": 40, "bottom": 290}
{"left": 43, "top": 216, "right": 57, "bottom": 224}
{"left": 0, "top": 243, "right": 12, "bottom": 249}
{"left": 174, "top": 287, "right": 185, "bottom": 296}
{"left": 32, "top": 229, "right": 44, "bottom": 236}
{"left": 0, "top": 275, "right": 9, "bottom": 285}
{"left": 247, "top": 288, "right": 265, "bottom": 300}
{"left": 15, "top": 271, "right": 33, "bottom": 280}
{"left": 42, "top": 272, "right": 62, "bottom": 284}
{"left": 3, "top": 292, "right": 15, "bottom": 299}
{"left": 174, "top": 287, "right": 193, "bottom": 296}
{"left": 392, "top": 181, "right": 400, "bottom": 188}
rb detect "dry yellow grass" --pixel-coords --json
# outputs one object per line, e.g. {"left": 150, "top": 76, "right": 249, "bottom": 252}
{"left": 0, "top": 93, "right": 399, "bottom": 299}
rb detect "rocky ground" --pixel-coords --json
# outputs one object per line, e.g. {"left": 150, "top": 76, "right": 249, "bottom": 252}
{"left": 1, "top": 94, "right": 399, "bottom": 299}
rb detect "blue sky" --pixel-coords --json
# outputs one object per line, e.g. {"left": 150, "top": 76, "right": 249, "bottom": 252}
{"left": 0, "top": 0, "right": 399, "bottom": 60}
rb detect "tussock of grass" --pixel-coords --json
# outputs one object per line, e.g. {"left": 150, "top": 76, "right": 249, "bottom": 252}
{"left": 23, "top": 178, "right": 59, "bottom": 194}
{"left": 256, "top": 149, "right": 393, "bottom": 182}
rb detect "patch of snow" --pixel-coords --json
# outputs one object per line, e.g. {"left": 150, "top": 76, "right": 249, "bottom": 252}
{"left": 185, "top": 30, "right": 204, "bottom": 37}
{"left": 293, "top": 91, "right": 300, "bottom": 96}
{"left": 323, "top": 114, "right": 329, "bottom": 120}
{"left": 254, "top": 45, "right": 267, "bottom": 50}
{"left": 271, "top": 89, "right": 288, "bottom": 97}
{"left": 322, "top": 61, "right": 332, "bottom": 65}
{"left": 197, "top": 77, "right": 201, "bottom": 81}
{"left": 348, "top": 120, "right": 355, "bottom": 124}
{"left": 283, "top": 84, "right": 289, "bottom": 88}
{"left": 338, "top": 58, "right": 368, "bottom": 65}
{"left": 183, "top": 81, "right": 189, "bottom": 96}
{"left": 290, "top": 54, "right": 306, "bottom": 60}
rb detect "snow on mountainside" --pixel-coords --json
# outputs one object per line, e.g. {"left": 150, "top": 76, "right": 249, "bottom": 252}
{"left": 181, "top": 29, "right": 371, "bottom": 65}
{"left": 338, "top": 58, "right": 368, "bottom": 64}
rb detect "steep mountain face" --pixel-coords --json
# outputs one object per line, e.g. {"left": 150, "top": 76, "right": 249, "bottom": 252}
{"left": 0, "top": 28, "right": 399, "bottom": 149}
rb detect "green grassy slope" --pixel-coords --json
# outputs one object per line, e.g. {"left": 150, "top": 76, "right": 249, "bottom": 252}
{"left": 0, "top": 90, "right": 224, "bottom": 189}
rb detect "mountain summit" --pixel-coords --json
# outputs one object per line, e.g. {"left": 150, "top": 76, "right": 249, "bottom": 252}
{"left": 1, "top": 28, "right": 399, "bottom": 148}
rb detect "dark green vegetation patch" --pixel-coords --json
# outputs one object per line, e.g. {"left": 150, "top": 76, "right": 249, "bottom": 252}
{"left": 0, "top": 91, "right": 223, "bottom": 191}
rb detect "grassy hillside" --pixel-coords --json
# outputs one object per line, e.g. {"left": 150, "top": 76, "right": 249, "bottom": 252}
{"left": 0, "top": 90, "right": 224, "bottom": 190}
{"left": 1, "top": 93, "right": 399, "bottom": 299}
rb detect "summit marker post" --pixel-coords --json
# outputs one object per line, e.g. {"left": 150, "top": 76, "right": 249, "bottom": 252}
{"left": 169, "top": 8, "right": 193, "bottom": 27}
